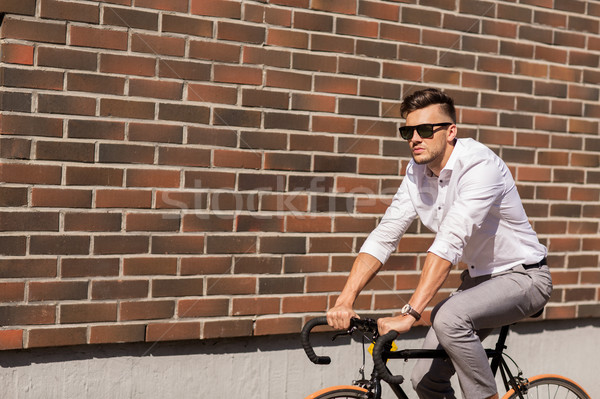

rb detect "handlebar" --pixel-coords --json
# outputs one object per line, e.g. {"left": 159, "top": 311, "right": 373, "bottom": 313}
{"left": 300, "top": 316, "right": 331, "bottom": 365}
{"left": 372, "top": 330, "right": 405, "bottom": 384}
{"left": 301, "top": 316, "right": 405, "bottom": 385}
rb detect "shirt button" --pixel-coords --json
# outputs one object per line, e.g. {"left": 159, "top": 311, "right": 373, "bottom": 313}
{"left": 470, "top": 265, "right": 475, "bottom": 269}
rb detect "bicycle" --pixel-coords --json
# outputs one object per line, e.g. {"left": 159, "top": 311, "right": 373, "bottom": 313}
{"left": 300, "top": 316, "right": 590, "bottom": 399}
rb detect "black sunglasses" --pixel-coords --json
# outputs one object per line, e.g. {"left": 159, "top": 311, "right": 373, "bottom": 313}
{"left": 399, "top": 122, "right": 453, "bottom": 140}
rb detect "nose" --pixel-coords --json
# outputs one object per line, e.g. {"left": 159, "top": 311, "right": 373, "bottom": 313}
{"left": 409, "top": 128, "right": 422, "bottom": 143}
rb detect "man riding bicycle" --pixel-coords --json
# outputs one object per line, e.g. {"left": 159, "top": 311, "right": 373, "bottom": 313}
{"left": 326, "top": 88, "right": 553, "bottom": 399}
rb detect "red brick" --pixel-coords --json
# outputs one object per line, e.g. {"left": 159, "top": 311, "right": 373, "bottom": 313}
{"left": 254, "top": 316, "right": 302, "bottom": 336}
{"left": 125, "top": 213, "right": 180, "bottom": 232}
{"left": 0, "top": 282, "right": 25, "bottom": 302}
{"left": 126, "top": 169, "right": 180, "bottom": 188}
{"left": 214, "top": 149, "right": 261, "bottom": 170}
{"left": 243, "top": 47, "right": 290, "bottom": 68}
{"left": 146, "top": 321, "right": 201, "bottom": 342}
{"left": 202, "top": 319, "right": 253, "bottom": 339}
{"left": 231, "top": 297, "right": 280, "bottom": 316}
{"left": 267, "top": 27, "right": 309, "bottom": 49}
{"left": 68, "top": 119, "right": 125, "bottom": 140}
{"left": 213, "top": 64, "right": 262, "bottom": 85}
{"left": 0, "top": 330, "right": 23, "bottom": 350}
{"left": 35, "top": 141, "right": 94, "bottom": 163}
{"left": 162, "top": 14, "right": 213, "bottom": 37}
{"left": 100, "top": 98, "right": 155, "bottom": 120}
{"left": 312, "top": 0, "right": 357, "bottom": 15}
{"left": 64, "top": 212, "right": 122, "bottom": 232}
{"left": 0, "top": 0, "right": 36, "bottom": 15}
{"left": 90, "top": 324, "right": 146, "bottom": 344}
{"left": 242, "top": 88, "right": 289, "bottom": 109}
{"left": 152, "top": 277, "right": 203, "bottom": 297}
{"left": 29, "top": 281, "right": 88, "bottom": 301}
{"left": 120, "top": 300, "right": 175, "bottom": 321}
{"left": 38, "top": 93, "right": 96, "bottom": 116}
{"left": 102, "top": 6, "right": 158, "bottom": 30}
{"left": 1, "top": 66, "right": 63, "bottom": 91}
{"left": 93, "top": 235, "right": 150, "bottom": 255}
{"left": 30, "top": 235, "right": 90, "bottom": 255}
{"left": 0, "top": 211, "right": 58, "bottom": 231}
{"left": 191, "top": 0, "right": 241, "bottom": 18}
{"left": 0, "top": 43, "right": 34, "bottom": 65}
{"left": 0, "top": 114, "right": 63, "bottom": 138}
{"left": 92, "top": 280, "right": 149, "bottom": 300}
{"left": 293, "top": 52, "right": 337, "bottom": 73}
{"left": 131, "top": 33, "right": 185, "bottom": 57}
{"left": 1, "top": 16, "right": 66, "bottom": 44}
{"left": 123, "top": 257, "right": 177, "bottom": 276}
{"left": 217, "top": 21, "right": 265, "bottom": 44}
{"left": 100, "top": 53, "right": 156, "bottom": 77}
{"left": 181, "top": 256, "right": 232, "bottom": 275}
{"left": 206, "top": 276, "right": 256, "bottom": 295}
{"left": 185, "top": 170, "right": 236, "bottom": 190}
{"left": 0, "top": 258, "right": 57, "bottom": 279}
{"left": 178, "top": 298, "right": 230, "bottom": 318}
{"left": 129, "top": 78, "right": 183, "bottom": 100}
{"left": 150, "top": 235, "right": 203, "bottom": 255}
{"left": 61, "top": 257, "right": 120, "bottom": 278}
{"left": 129, "top": 122, "right": 183, "bottom": 143}
{"left": 264, "top": 152, "right": 311, "bottom": 171}
{"left": 159, "top": 103, "right": 210, "bottom": 124}
{"left": 96, "top": 189, "right": 152, "bottom": 208}
{"left": 135, "top": 0, "right": 188, "bottom": 13}
{"left": 155, "top": 190, "right": 207, "bottom": 210}
{"left": 0, "top": 305, "right": 55, "bottom": 326}
{"left": 234, "top": 215, "right": 282, "bottom": 233}
{"left": 0, "top": 236, "right": 26, "bottom": 255}
{"left": 69, "top": 25, "right": 127, "bottom": 50}
{"left": 40, "top": 0, "right": 99, "bottom": 23}
{"left": 28, "top": 327, "right": 87, "bottom": 348}
{"left": 158, "top": 59, "right": 211, "bottom": 81}
{"left": 60, "top": 303, "right": 117, "bottom": 324}
{"left": 187, "top": 82, "right": 238, "bottom": 104}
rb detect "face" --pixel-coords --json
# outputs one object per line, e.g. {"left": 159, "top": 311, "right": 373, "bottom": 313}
{"left": 404, "top": 104, "right": 456, "bottom": 174}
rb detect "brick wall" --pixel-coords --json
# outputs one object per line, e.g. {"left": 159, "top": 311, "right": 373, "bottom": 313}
{"left": 0, "top": 0, "right": 598, "bottom": 350}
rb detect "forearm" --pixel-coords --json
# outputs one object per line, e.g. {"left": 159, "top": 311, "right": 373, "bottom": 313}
{"left": 408, "top": 252, "right": 453, "bottom": 315}
{"left": 334, "top": 252, "right": 383, "bottom": 307}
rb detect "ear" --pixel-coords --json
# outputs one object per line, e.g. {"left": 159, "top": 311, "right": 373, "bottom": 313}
{"left": 446, "top": 124, "right": 457, "bottom": 143}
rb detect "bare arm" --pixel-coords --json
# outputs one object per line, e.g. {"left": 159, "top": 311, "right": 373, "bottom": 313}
{"left": 377, "top": 251, "right": 452, "bottom": 335}
{"left": 326, "top": 252, "right": 382, "bottom": 329}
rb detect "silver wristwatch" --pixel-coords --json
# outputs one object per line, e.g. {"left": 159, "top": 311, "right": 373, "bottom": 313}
{"left": 401, "top": 303, "right": 421, "bottom": 321}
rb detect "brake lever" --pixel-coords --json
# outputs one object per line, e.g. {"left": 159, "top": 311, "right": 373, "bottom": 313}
{"left": 331, "top": 325, "right": 357, "bottom": 341}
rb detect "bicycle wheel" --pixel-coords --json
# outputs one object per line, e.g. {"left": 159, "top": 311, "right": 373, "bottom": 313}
{"left": 503, "top": 374, "right": 590, "bottom": 399}
{"left": 304, "top": 385, "right": 369, "bottom": 399}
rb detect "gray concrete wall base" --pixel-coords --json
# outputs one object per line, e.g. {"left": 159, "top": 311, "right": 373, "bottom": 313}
{"left": 0, "top": 319, "right": 597, "bottom": 398}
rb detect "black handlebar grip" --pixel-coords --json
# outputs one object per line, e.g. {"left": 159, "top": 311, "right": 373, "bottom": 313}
{"left": 372, "top": 330, "right": 405, "bottom": 384}
{"left": 300, "top": 316, "right": 331, "bottom": 365}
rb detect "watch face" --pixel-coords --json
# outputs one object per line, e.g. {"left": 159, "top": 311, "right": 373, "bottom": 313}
{"left": 402, "top": 304, "right": 410, "bottom": 313}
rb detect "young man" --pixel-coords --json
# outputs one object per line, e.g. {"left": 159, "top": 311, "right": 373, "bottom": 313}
{"left": 326, "top": 89, "right": 552, "bottom": 398}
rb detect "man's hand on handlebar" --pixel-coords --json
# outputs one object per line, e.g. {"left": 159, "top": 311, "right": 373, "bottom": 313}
{"left": 326, "top": 305, "right": 359, "bottom": 330}
{"left": 377, "top": 315, "right": 416, "bottom": 336}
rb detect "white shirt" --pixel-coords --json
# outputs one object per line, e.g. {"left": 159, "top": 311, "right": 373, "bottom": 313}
{"left": 360, "top": 138, "right": 547, "bottom": 277}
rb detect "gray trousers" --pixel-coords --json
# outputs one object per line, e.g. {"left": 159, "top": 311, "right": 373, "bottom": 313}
{"left": 410, "top": 265, "right": 553, "bottom": 398}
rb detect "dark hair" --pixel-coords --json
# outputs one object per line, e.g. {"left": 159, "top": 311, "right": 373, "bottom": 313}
{"left": 400, "top": 88, "right": 456, "bottom": 123}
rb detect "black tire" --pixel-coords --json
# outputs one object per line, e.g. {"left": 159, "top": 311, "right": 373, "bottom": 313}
{"left": 503, "top": 374, "right": 590, "bottom": 399}
{"left": 304, "top": 385, "right": 369, "bottom": 399}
